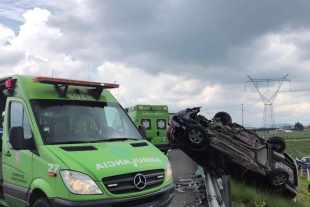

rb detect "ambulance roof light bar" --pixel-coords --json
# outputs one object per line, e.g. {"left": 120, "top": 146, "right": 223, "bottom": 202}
{"left": 33, "top": 77, "right": 119, "bottom": 100}
{"left": 33, "top": 77, "right": 119, "bottom": 88}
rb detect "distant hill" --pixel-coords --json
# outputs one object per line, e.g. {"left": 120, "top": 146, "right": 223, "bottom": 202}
{"left": 275, "top": 123, "right": 293, "bottom": 128}
{"left": 244, "top": 123, "right": 293, "bottom": 129}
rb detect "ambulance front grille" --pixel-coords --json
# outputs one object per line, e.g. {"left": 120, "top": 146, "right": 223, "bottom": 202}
{"left": 102, "top": 169, "right": 165, "bottom": 194}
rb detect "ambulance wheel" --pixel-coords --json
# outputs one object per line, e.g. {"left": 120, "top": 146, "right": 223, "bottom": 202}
{"left": 214, "top": 112, "right": 232, "bottom": 125}
{"left": 185, "top": 124, "right": 208, "bottom": 151}
{"left": 268, "top": 168, "right": 289, "bottom": 188}
{"left": 266, "top": 136, "right": 286, "bottom": 153}
{"left": 33, "top": 197, "right": 52, "bottom": 207}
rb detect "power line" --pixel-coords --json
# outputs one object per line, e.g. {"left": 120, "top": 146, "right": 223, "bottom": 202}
{"left": 243, "top": 110, "right": 263, "bottom": 114}
{"left": 205, "top": 104, "right": 242, "bottom": 111}
{"left": 246, "top": 74, "right": 290, "bottom": 128}
{"left": 246, "top": 88, "right": 310, "bottom": 93}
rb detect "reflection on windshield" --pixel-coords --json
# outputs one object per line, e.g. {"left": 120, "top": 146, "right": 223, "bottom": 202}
{"left": 31, "top": 100, "right": 144, "bottom": 144}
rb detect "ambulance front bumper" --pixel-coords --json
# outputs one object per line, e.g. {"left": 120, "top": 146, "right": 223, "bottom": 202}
{"left": 50, "top": 183, "right": 175, "bottom": 207}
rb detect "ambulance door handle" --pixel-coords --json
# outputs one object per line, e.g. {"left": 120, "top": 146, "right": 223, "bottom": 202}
{"left": 5, "top": 151, "right": 11, "bottom": 157}
{"left": 157, "top": 131, "right": 159, "bottom": 136}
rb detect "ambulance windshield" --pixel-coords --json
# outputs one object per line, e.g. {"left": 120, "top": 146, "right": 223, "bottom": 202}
{"left": 31, "top": 100, "right": 144, "bottom": 144}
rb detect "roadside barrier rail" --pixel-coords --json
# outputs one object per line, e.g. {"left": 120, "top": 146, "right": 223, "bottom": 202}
{"left": 196, "top": 166, "right": 231, "bottom": 207}
{"left": 298, "top": 167, "right": 309, "bottom": 181}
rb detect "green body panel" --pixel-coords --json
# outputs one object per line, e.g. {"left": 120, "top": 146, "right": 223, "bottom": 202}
{"left": 3, "top": 195, "right": 27, "bottom": 207}
{"left": 126, "top": 105, "right": 171, "bottom": 151}
{"left": 0, "top": 75, "right": 173, "bottom": 206}
{"left": 44, "top": 142, "right": 170, "bottom": 201}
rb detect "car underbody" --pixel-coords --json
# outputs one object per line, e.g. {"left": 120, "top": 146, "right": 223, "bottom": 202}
{"left": 166, "top": 107, "right": 299, "bottom": 199}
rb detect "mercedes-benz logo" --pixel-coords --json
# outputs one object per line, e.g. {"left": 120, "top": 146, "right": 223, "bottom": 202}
{"left": 133, "top": 173, "right": 147, "bottom": 189}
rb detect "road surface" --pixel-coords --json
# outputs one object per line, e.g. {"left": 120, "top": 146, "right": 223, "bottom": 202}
{"left": 167, "top": 148, "right": 207, "bottom": 207}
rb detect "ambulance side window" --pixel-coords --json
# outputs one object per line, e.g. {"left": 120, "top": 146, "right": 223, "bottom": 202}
{"left": 104, "top": 107, "right": 118, "bottom": 128}
{"left": 105, "top": 107, "right": 129, "bottom": 135}
{"left": 10, "top": 102, "right": 32, "bottom": 139}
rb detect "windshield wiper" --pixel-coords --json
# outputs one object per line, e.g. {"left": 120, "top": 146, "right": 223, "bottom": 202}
{"left": 50, "top": 140, "right": 91, "bottom": 145}
{"left": 106, "top": 138, "right": 139, "bottom": 142}
{"left": 90, "top": 139, "right": 110, "bottom": 143}
{"left": 89, "top": 138, "right": 138, "bottom": 143}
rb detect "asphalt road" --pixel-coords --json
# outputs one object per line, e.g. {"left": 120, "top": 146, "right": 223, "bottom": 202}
{"left": 167, "top": 148, "right": 207, "bottom": 207}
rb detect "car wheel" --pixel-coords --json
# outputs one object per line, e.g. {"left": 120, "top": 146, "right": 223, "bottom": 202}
{"left": 268, "top": 168, "right": 289, "bottom": 188}
{"left": 214, "top": 112, "right": 232, "bottom": 125}
{"left": 266, "top": 136, "right": 286, "bottom": 153}
{"left": 33, "top": 198, "right": 52, "bottom": 207}
{"left": 185, "top": 124, "right": 208, "bottom": 151}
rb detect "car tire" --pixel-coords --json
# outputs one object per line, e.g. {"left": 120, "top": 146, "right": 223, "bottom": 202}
{"left": 266, "top": 136, "right": 286, "bottom": 153}
{"left": 268, "top": 168, "right": 289, "bottom": 188}
{"left": 185, "top": 124, "right": 208, "bottom": 151}
{"left": 214, "top": 112, "right": 232, "bottom": 125}
{"left": 33, "top": 198, "right": 52, "bottom": 207}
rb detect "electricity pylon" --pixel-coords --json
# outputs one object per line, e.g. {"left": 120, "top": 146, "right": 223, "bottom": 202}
{"left": 246, "top": 74, "right": 290, "bottom": 128}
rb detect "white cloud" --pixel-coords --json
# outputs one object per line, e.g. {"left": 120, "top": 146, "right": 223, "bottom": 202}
{"left": 1, "top": 2, "right": 310, "bottom": 127}
{"left": 96, "top": 61, "right": 223, "bottom": 111}
{"left": 0, "top": 24, "right": 14, "bottom": 45}
{"left": 0, "top": 0, "right": 77, "bottom": 22}
{"left": 0, "top": 8, "right": 86, "bottom": 77}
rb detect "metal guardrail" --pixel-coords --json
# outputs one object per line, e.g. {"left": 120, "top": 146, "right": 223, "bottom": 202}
{"left": 298, "top": 167, "right": 310, "bottom": 181}
{"left": 222, "top": 175, "right": 232, "bottom": 207}
{"left": 196, "top": 166, "right": 231, "bottom": 207}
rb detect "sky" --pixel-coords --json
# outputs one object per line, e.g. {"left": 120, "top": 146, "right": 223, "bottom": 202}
{"left": 1, "top": 0, "right": 310, "bottom": 128}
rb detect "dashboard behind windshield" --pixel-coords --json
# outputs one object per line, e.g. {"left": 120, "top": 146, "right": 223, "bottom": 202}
{"left": 31, "top": 100, "right": 144, "bottom": 144}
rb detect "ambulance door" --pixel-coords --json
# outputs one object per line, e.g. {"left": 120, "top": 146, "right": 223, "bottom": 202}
{"left": 140, "top": 112, "right": 153, "bottom": 143}
{"left": 154, "top": 113, "right": 168, "bottom": 146}
{"left": 2, "top": 100, "right": 33, "bottom": 207}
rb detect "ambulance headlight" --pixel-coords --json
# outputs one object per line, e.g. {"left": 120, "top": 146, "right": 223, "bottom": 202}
{"left": 60, "top": 170, "right": 102, "bottom": 194}
{"left": 166, "top": 160, "right": 173, "bottom": 181}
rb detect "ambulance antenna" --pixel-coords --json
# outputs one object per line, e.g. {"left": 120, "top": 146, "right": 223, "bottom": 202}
{"left": 109, "top": 81, "right": 116, "bottom": 92}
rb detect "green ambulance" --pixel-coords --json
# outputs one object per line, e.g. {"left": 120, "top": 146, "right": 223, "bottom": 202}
{"left": 125, "top": 105, "right": 171, "bottom": 154}
{"left": 0, "top": 75, "right": 174, "bottom": 207}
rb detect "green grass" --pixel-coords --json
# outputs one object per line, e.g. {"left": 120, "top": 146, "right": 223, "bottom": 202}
{"left": 286, "top": 140, "right": 310, "bottom": 159}
{"left": 254, "top": 131, "right": 310, "bottom": 158}
{"left": 231, "top": 177, "right": 308, "bottom": 207}
{"left": 296, "top": 177, "right": 310, "bottom": 205}
{"left": 256, "top": 131, "right": 310, "bottom": 140}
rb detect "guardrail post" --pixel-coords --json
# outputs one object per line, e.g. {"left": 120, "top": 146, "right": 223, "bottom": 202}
{"left": 204, "top": 173, "right": 221, "bottom": 207}
{"left": 222, "top": 175, "right": 232, "bottom": 207}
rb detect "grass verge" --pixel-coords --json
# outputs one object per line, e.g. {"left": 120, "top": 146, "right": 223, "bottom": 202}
{"left": 231, "top": 177, "right": 309, "bottom": 207}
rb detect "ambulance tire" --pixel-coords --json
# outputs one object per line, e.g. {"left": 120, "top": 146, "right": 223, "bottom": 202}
{"left": 33, "top": 197, "right": 52, "bottom": 207}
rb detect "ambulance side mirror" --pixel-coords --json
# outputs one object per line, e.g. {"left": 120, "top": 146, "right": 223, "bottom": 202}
{"left": 9, "top": 126, "right": 25, "bottom": 150}
{"left": 138, "top": 125, "right": 146, "bottom": 138}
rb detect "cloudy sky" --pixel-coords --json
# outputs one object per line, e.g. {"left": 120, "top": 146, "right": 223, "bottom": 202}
{"left": 1, "top": 0, "right": 310, "bottom": 128}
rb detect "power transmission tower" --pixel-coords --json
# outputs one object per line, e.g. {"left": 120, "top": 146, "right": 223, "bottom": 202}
{"left": 246, "top": 74, "right": 291, "bottom": 128}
